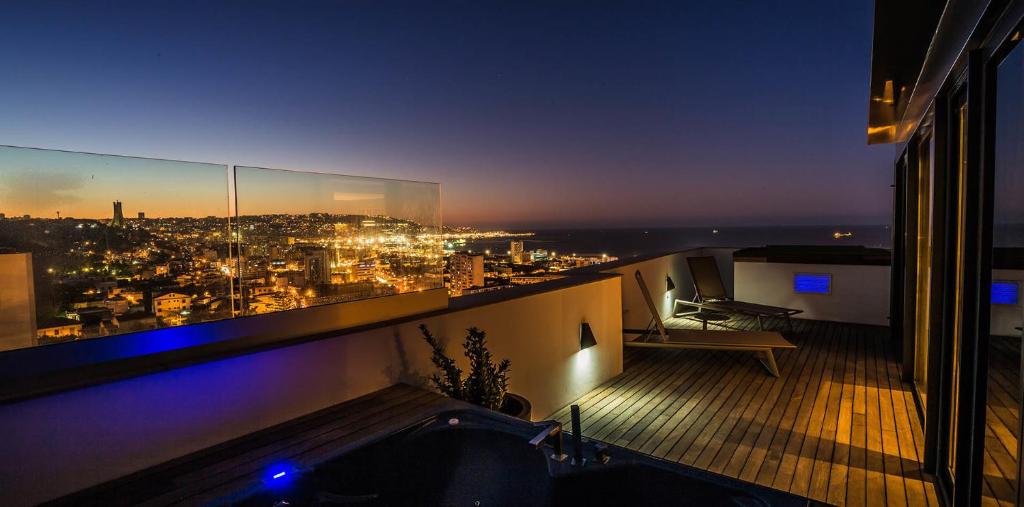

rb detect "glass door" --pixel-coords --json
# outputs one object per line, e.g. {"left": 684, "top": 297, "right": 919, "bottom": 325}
{"left": 984, "top": 34, "right": 1024, "bottom": 507}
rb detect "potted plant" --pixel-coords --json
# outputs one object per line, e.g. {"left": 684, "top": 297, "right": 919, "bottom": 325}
{"left": 419, "top": 324, "right": 531, "bottom": 420}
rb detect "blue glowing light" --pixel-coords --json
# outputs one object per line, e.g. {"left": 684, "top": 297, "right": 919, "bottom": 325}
{"left": 264, "top": 463, "right": 298, "bottom": 488}
{"left": 794, "top": 273, "right": 831, "bottom": 294}
{"left": 992, "top": 281, "right": 1019, "bottom": 305}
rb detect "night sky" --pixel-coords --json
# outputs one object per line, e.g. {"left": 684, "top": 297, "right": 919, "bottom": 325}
{"left": 0, "top": 1, "right": 895, "bottom": 228}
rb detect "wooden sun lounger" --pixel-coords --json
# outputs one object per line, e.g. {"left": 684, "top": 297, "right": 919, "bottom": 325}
{"left": 630, "top": 270, "right": 796, "bottom": 377}
{"left": 683, "top": 256, "right": 803, "bottom": 331}
{"left": 623, "top": 328, "right": 795, "bottom": 377}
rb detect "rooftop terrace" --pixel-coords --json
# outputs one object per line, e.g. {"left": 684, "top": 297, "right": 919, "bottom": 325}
{"left": 553, "top": 315, "right": 938, "bottom": 507}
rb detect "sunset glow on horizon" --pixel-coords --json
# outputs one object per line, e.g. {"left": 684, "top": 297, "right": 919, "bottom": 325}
{"left": 0, "top": 1, "right": 893, "bottom": 228}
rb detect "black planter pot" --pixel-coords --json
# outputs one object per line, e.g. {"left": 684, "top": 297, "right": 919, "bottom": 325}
{"left": 499, "top": 393, "right": 532, "bottom": 421}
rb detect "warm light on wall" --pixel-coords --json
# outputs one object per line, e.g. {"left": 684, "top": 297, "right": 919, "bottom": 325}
{"left": 867, "top": 125, "right": 896, "bottom": 137}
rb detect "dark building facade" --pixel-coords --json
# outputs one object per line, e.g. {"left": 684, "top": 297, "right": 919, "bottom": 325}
{"left": 872, "top": 1, "right": 1024, "bottom": 505}
{"left": 111, "top": 200, "right": 124, "bottom": 228}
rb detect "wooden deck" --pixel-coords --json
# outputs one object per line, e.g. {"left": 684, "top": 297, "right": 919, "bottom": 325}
{"left": 551, "top": 316, "right": 939, "bottom": 507}
{"left": 983, "top": 334, "right": 1020, "bottom": 506}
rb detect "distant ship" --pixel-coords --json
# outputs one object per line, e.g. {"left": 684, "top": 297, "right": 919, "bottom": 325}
{"left": 832, "top": 231, "right": 854, "bottom": 239}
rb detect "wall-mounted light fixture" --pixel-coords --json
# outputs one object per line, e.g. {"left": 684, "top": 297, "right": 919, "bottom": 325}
{"left": 580, "top": 322, "right": 597, "bottom": 350}
{"left": 666, "top": 275, "right": 676, "bottom": 292}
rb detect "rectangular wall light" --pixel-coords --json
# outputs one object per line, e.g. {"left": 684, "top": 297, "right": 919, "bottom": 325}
{"left": 992, "top": 281, "right": 1020, "bottom": 305}
{"left": 794, "top": 273, "right": 831, "bottom": 294}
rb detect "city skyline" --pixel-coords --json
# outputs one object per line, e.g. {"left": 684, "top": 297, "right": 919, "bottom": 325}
{"left": 0, "top": 1, "right": 893, "bottom": 228}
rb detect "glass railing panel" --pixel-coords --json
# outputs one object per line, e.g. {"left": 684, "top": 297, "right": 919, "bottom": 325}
{"left": 0, "top": 146, "right": 230, "bottom": 352}
{"left": 232, "top": 166, "right": 442, "bottom": 316}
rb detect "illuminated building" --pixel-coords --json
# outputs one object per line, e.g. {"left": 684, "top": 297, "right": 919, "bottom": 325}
{"left": 153, "top": 292, "right": 191, "bottom": 321}
{"left": 36, "top": 317, "right": 83, "bottom": 341}
{"left": 510, "top": 240, "right": 524, "bottom": 263}
{"left": 449, "top": 252, "right": 484, "bottom": 296}
{"left": 355, "top": 259, "right": 377, "bottom": 281}
{"left": 102, "top": 295, "right": 130, "bottom": 316}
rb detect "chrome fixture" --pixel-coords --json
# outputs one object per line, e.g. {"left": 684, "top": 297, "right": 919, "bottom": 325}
{"left": 529, "top": 421, "right": 566, "bottom": 461}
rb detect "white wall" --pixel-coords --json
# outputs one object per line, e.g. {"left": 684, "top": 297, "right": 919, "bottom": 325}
{"left": 734, "top": 261, "right": 891, "bottom": 325}
{"left": 991, "top": 268, "right": 1024, "bottom": 337}
{"left": 0, "top": 277, "right": 622, "bottom": 506}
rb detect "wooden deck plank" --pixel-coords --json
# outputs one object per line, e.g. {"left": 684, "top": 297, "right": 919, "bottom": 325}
{"left": 751, "top": 320, "right": 834, "bottom": 488}
{"left": 656, "top": 316, "right": 767, "bottom": 463}
{"left": 884, "top": 331, "right": 929, "bottom": 507}
{"left": 577, "top": 350, "right": 695, "bottom": 435}
{"left": 553, "top": 318, "right": 937, "bottom": 506}
{"left": 801, "top": 321, "right": 850, "bottom": 501}
{"left": 873, "top": 325, "right": 908, "bottom": 507}
{"left": 592, "top": 350, "right": 715, "bottom": 443}
{"left": 551, "top": 349, "right": 679, "bottom": 425}
{"left": 847, "top": 323, "right": 869, "bottom": 507}
{"left": 827, "top": 323, "right": 858, "bottom": 506}
{"left": 684, "top": 318, "right": 798, "bottom": 473}
{"left": 630, "top": 353, "right": 731, "bottom": 454}
{"left": 721, "top": 319, "right": 817, "bottom": 479}
{"left": 780, "top": 320, "right": 842, "bottom": 495}
{"left": 689, "top": 335, "right": 781, "bottom": 471}
{"left": 982, "top": 333, "right": 1020, "bottom": 506}
{"left": 665, "top": 353, "right": 763, "bottom": 464}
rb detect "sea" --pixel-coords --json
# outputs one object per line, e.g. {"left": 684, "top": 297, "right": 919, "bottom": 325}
{"left": 461, "top": 225, "right": 892, "bottom": 259}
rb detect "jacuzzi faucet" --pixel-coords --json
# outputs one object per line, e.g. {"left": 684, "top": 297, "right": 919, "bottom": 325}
{"left": 529, "top": 421, "right": 566, "bottom": 461}
{"left": 570, "top": 404, "right": 584, "bottom": 466}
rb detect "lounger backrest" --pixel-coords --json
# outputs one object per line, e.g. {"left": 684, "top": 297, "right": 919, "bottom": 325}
{"left": 686, "top": 256, "right": 728, "bottom": 301}
{"left": 634, "top": 270, "right": 669, "bottom": 338}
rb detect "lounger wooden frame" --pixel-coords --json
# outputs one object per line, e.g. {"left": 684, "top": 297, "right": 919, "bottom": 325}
{"left": 625, "top": 270, "right": 796, "bottom": 377}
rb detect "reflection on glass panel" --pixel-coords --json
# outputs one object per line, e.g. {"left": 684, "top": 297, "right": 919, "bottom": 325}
{"left": 914, "top": 134, "right": 934, "bottom": 410}
{"left": 986, "top": 41, "right": 1024, "bottom": 506}
{"left": 949, "top": 100, "right": 968, "bottom": 480}
{"left": 233, "top": 166, "right": 442, "bottom": 316}
{"left": 0, "top": 146, "right": 230, "bottom": 352}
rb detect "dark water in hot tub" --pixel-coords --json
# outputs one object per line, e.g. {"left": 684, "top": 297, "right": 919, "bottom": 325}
{"left": 231, "top": 411, "right": 817, "bottom": 506}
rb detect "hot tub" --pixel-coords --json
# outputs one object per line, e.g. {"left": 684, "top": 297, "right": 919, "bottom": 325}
{"left": 225, "top": 409, "right": 824, "bottom": 506}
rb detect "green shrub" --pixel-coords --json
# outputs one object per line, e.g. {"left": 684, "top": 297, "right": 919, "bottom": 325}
{"left": 420, "top": 324, "right": 511, "bottom": 410}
